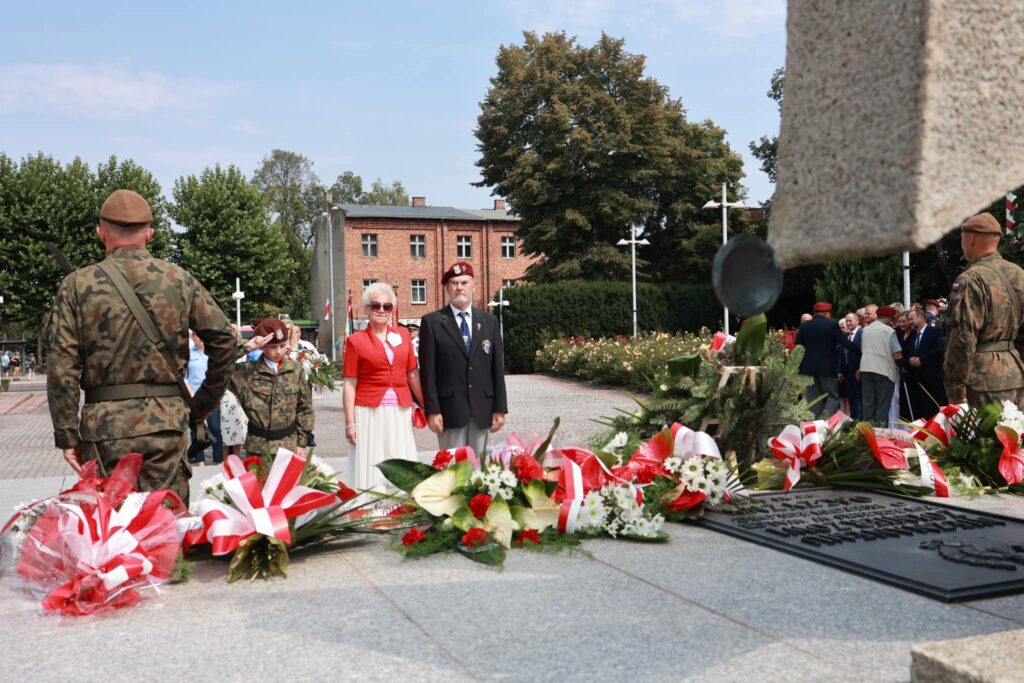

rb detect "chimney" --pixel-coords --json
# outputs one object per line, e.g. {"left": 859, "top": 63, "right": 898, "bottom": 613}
{"left": 411, "top": 196, "right": 426, "bottom": 207}
{"left": 493, "top": 199, "right": 506, "bottom": 211}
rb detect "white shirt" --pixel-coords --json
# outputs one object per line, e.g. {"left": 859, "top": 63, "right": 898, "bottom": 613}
{"left": 449, "top": 303, "right": 472, "bottom": 328}
{"left": 264, "top": 356, "right": 279, "bottom": 374}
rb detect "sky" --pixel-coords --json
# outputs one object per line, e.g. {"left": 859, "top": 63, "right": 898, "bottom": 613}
{"left": 0, "top": 0, "right": 786, "bottom": 212}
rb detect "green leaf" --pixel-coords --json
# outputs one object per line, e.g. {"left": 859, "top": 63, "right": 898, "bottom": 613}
{"left": 733, "top": 313, "right": 767, "bottom": 364}
{"left": 378, "top": 459, "right": 438, "bottom": 493}
{"left": 532, "top": 417, "right": 561, "bottom": 463}
{"left": 667, "top": 353, "right": 702, "bottom": 377}
{"left": 457, "top": 541, "right": 505, "bottom": 566}
{"left": 450, "top": 505, "right": 479, "bottom": 531}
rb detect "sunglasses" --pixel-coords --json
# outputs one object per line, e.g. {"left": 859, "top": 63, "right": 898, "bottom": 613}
{"left": 369, "top": 302, "right": 394, "bottom": 311}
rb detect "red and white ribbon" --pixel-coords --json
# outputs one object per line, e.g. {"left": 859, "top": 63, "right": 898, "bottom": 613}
{"left": 914, "top": 443, "right": 949, "bottom": 497}
{"left": 673, "top": 425, "right": 722, "bottom": 460}
{"left": 1007, "top": 192, "right": 1018, "bottom": 235}
{"left": 709, "top": 331, "right": 736, "bottom": 353}
{"left": 767, "top": 423, "right": 826, "bottom": 490}
{"left": 911, "top": 404, "right": 966, "bottom": 449}
{"left": 198, "top": 450, "right": 337, "bottom": 555}
{"left": 557, "top": 456, "right": 584, "bottom": 534}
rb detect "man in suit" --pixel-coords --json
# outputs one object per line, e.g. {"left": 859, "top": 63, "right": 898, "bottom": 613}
{"left": 838, "top": 311, "right": 863, "bottom": 419}
{"left": 795, "top": 302, "right": 858, "bottom": 418}
{"left": 419, "top": 261, "right": 508, "bottom": 456}
{"left": 906, "top": 307, "right": 948, "bottom": 419}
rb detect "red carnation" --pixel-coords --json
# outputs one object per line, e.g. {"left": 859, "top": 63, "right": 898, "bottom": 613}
{"left": 336, "top": 482, "right": 358, "bottom": 502}
{"left": 516, "top": 529, "right": 541, "bottom": 546}
{"left": 469, "top": 494, "right": 492, "bottom": 519}
{"left": 461, "top": 527, "right": 489, "bottom": 548}
{"left": 432, "top": 450, "right": 454, "bottom": 469}
{"left": 243, "top": 456, "right": 263, "bottom": 472}
{"left": 511, "top": 454, "right": 544, "bottom": 483}
{"left": 401, "top": 529, "right": 426, "bottom": 546}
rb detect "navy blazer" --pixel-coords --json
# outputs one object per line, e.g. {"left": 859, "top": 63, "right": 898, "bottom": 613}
{"left": 837, "top": 326, "right": 863, "bottom": 376}
{"left": 907, "top": 325, "right": 945, "bottom": 383}
{"left": 795, "top": 316, "right": 857, "bottom": 378}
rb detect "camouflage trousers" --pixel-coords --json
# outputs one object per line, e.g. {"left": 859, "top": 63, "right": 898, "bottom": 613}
{"left": 81, "top": 430, "right": 191, "bottom": 506}
{"left": 966, "top": 387, "right": 1024, "bottom": 408}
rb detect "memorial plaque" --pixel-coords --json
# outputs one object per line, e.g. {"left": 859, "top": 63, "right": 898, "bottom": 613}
{"left": 700, "top": 488, "right": 1024, "bottom": 602}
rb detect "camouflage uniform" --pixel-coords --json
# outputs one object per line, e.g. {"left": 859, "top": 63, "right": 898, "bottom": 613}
{"left": 229, "top": 356, "right": 314, "bottom": 457}
{"left": 943, "top": 252, "right": 1024, "bottom": 406}
{"left": 46, "top": 245, "right": 236, "bottom": 504}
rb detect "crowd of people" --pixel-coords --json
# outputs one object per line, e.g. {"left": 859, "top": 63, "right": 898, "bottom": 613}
{"left": 0, "top": 350, "right": 36, "bottom": 381}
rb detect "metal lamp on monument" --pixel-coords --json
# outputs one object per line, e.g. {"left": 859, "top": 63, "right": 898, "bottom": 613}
{"left": 703, "top": 183, "right": 747, "bottom": 335}
{"left": 487, "top": 288, "right": 510, "bottom": 349}
{"left": 616, "top": 226, "right": 650, "bottom": 338}
{"left": 231, "top": 279, "right": 244, "bottom": 328}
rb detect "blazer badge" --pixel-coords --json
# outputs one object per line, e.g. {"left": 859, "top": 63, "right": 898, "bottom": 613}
{"left": 482, "top": 339, "right": 492, "bottom": 354}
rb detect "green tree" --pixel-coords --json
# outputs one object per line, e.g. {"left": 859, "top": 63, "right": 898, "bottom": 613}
{"left": 329, "top": 171, "right": 363, "bottom": 204}
{"left": 252, "top": 149, "right": 323, "bottom": 247}
{"left": 170, "top": 164, "right": 294, "bottom": 321}
{"left": 328, "top": 172, "right": 409, "bottom": 206}
{"left": 749, "top": 67, "right": 784, "bottom": 187}
{"left": 814, "top": 255, "right": 909, "bottom": 315}
{"left": 474, "top": 31, "right": 748, "bottom": 283}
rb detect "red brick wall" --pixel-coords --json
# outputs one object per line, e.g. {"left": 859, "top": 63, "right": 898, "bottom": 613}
{"left": 343, "top": 216, "right": 536, "bottom": 325}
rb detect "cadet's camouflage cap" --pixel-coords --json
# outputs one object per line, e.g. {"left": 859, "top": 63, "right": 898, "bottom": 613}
{"left": 960, "top": 213, "right": 1001, "bottom": 235}
{"left": 99, "top": 189, "right": 153, "bottom": 227}
{"left": 254, "top": 317, "right": 289, "bottom": 344}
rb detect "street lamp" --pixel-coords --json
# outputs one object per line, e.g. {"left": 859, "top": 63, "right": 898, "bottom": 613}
{"left": 486, "top": 287, "right": 510, "bottom": 346}
{"left": 616, "top": 227, "right": 650, "bottom": 338}
{"left": 231, "top": 278, "right": 244, "bottom": 328}
{"left": 702, "top": 182, "right": 746, "bottom": 335}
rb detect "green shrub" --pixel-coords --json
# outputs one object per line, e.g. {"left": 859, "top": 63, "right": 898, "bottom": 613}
{"left": 501, "top": 281, "right": 720, "bottom": 373}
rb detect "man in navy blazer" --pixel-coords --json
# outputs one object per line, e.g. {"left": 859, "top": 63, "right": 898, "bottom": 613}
{"left": 906, "top": 307, "right": 947, "bottom": 420}
{"left": 838, "top": 311, "right": 864, "bottom": 419}
{"left": 795, "top": 302, "right": 858, "bottom": 418}
{"left": 419, "top": 261, "right": 508, "bottom": 456}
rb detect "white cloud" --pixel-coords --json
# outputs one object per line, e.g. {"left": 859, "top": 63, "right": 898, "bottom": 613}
{"left": 0, "top": 62, "right": 237, "bottom": 119}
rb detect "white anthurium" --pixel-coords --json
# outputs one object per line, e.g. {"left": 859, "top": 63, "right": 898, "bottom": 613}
{"left": 412, "top": 469, "right": 465, "bottom": 517}
{"left": 483, "top": 499, "right": 519, "bottom": 549}
{"left": 511, "top": 480, "right": 559, "bottom": 534}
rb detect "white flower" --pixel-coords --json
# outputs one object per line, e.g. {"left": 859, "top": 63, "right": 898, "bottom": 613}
{"left": 604, "top": 432, "right": 628, "bottom": 452}
{"left": 201, "top": 473, "right": 227, "bottom": 492}
{"left": 499, "top": 469, "right": 518, "bottom": 488}
{"left": 470, "top": 470, "right": 485, "bottom": 487}
{"left": 681, "top": 458, "right": 703, "bottom": 479}
{"left": 664, "top": 456, "right": 684, "bottom": 476}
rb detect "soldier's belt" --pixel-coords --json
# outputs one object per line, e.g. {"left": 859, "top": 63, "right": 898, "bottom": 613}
{"left": 84, "top": 383, "right": 181, "bottom": 403}
{"left": 247, "top": 423, "right": 297, "bottom": 441}
{"left": 975, "top": 341, "right": 1014, "bottom": 353}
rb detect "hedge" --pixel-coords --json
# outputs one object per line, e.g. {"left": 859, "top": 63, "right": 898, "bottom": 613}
{"left": 498, "top": 281, "right": 722, "bottom": 373}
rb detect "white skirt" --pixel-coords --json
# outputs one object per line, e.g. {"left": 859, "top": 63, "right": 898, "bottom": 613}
{"left": 219, "top": 389, "right": 248, "bottom": 447}
{"left": 351, "top": 405, "right": 418, "bottom": 490}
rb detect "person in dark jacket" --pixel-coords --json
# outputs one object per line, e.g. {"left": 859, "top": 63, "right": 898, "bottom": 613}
{"left": 906, "top": 307, "right": 948, "bottom": 420}
{"left": 795, "top": 302, "right": 858, "bottom": 418}
{"left": 838, "top": 311, "right": 864, "bottom": 419}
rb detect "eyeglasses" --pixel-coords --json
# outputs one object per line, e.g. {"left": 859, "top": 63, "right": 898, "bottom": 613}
{"left": 369, "top": 302, "right": 394, "bottom": 312}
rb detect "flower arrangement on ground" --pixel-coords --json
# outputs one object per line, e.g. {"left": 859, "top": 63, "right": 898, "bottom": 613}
{"left": 293, "top": 348, "right": 340, "bottom": 391}
{"left": 193, "top": 449, "right": 386, "bottom": 582}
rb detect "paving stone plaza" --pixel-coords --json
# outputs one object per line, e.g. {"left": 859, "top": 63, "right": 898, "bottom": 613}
{"left": 1, "top": 375, "right": 1022, "bottom": 682}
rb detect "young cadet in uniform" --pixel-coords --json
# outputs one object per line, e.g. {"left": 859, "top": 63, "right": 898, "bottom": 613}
{"left": 46, "top": 189, "right": 235, "bottom": 504}
{"left": 229, "top": 317, "right": 314, "bottom": 458}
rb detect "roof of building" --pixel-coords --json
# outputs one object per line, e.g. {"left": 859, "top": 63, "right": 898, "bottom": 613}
{"left": 339, "top": 204, "right": 518, "bottom": 222}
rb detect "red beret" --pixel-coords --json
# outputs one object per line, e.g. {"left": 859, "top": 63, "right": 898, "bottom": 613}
{"left": 442, "top": 261, "right": 474, "bottom": 284}
{"left": 927, "top": 299, "right": 940, "bottom": 306}
{"left": 253, "top": 318, "right": 289, "bottom": 343}
{"left": 876, "top": 306, "right": 898, "bottom": 319}
{"left": 813, "top": 302, "right": 832, "bottom": 313}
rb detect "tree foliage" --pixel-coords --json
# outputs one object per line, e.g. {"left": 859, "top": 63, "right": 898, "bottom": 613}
{"left": 474, "top": 31, "right": 749, "bottom": 283}
{"left": 170, "top": 165, "right": 294, "bottom": 322}
{"left": 749, "top": 67, "right": 784, "bottom": 187}
{"left": 0, "top": 153, "right": 171, "bottom": 339}
{"left": 251, "top": 149, "right": 323, "bottom": 248}
{"left": 328, "top": 171, "right": 409, "bottom": 206}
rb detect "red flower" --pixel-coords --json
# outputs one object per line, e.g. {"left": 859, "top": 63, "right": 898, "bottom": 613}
{"left": 243, "top": 456, "right": 264, "bottom": 472}
{"left": 511, "top": 454, "right": 544, "bottom": 483}
{"left": 388, "top": 504, "right": 418, "bottom": 517}
{"left": 336, "top": 482, "right": 358, "bottom": 502}
{"left": 432, "top": 450, "right": 454, "bottom": 469}
{"left": 666, "top": 489, "right": 706, "bottom": 513}
{"left": 401, "top": 529, "right": 426, "bottom": 546}
{"left": 516, "top": 529, "right": 541, "bottom": 546}
{"left": 857, "top": 423, "right": 908, "bottom": 469}
{"left": 995, "top": 426, "right": 1024, "bottom": 486}
{"left": 469, "top": 494, "right": 492, "bottom": 519}
{"left": 461, "top": 527, "right": 489, "bottom": 548}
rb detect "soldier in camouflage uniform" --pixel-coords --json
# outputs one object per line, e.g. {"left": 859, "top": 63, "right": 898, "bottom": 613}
{"left": 46, "top": 190, "right": 236, "bottom": 504}
{"left": 230, "top": 317, "right": 314, "bottom": 457}
{"left": 943, "top": 212, "right": 1024, "bottom": 406}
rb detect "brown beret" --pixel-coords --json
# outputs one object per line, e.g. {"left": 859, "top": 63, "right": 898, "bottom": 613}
{"left": 876, "top": 306, "right": 898, "bottom": 319}
{"left": 99, "top": 189, "right": 153, "bottom": 227}
{"left": 813, "top": 301, "right": 832, "bottom": 313}
{"left": 960, "top": 213, "right": 1001, "bottom": 235}
{"left": 253, "top": 318, "right": 289, "bottom": 343}
{"left": 442, "top": 261, "right": 474, "bottom": 284}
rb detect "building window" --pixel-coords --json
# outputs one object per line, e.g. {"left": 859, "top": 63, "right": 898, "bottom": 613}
{"left": 502, "top": 279, "right": 517, "bottom": 289}
{"left": 456, "top": 235, "right": 472, "bottom": 259}
{"left": 411, "top": 279, "right": 427, "bottom": 304}
{"left": 362, "top": 279, "right": 378, "bottom": 292}
{"left": 410, "top": 234, "right": 426, "bottom": 258}
{"left": 501, "top": 236, "right": 516, "bottom": 259}
{"left": 361, "top": 234, "right": 378, "bottom": 257}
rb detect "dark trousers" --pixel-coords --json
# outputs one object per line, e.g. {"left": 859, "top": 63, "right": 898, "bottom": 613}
{"left": 912, "top": 376, "right": 948, "bottom": 420}
{"left": 844, "top": 374, "right": 862, "bottom": 419}
{"left": 806, "top": 376, "right": 839, "bottom": 418}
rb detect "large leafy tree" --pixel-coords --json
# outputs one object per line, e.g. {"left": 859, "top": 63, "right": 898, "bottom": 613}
{"left": 0, "top": 153, "right": 170, "bottom": 343}
{"left": 474, "top": 31, "right": 748, "bottom": 283}
{"left": 170, "top": 165, "right": 293, "bottom": 321}
{"left": 328, "top": 171, "right": 409, "bottom": 206}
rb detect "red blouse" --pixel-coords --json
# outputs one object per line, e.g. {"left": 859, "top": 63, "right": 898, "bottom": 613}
{"left": 342, "top": 326, "right": 418, "bottom": 407}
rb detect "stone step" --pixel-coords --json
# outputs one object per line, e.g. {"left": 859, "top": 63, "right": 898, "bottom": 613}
{"left": 912, "top": 628, "right": 1024, "bottom": 682}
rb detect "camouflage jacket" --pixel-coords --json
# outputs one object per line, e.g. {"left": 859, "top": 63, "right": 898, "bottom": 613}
{"left": 229, "top": 356, "right": 314, "bottom": 455}
{"left": 943, "top": 252, "right": 1024, "bottom": 401}
{"left": 46, "top": 246, "right": 236, "bottom": 449}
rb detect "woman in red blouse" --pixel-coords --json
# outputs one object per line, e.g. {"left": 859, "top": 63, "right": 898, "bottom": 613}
{"left": 343, "top": 283, "right": 424, "bottom": 490}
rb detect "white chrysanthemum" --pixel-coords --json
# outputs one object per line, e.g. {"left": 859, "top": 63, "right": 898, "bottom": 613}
{"left": 619, "top": 502, "right": 643, "bottom": 524}
{"left": 582, "top": 491, "right": 604, "bottom": 509}
{"left": 681, "top": 457, "right": 703, "bottom": 478}
{"left": 664, "top": 456, "right": 684, "bottom": 476}
{"left": 707, "top": 472, "right": 727, "bottom": 490}
{"left": 688, "top": 475, "right": 710, "bottom": 493}
{"left": 578, "top": 504, "right": 605, "bottom": 529}
{"left": 470, "top": 471, "right": 485, "bottom": 487}
{"left": 499, "top": 469, "right": 518, "bottom": 488}
{"left": 497, "top": 486, "right": 514, "bottom": 501}
{"left": 201, "top": 473, "right": 227, "bottom": 491}
{"left": 705, "top": 459, "right": 727, "bottom": 476}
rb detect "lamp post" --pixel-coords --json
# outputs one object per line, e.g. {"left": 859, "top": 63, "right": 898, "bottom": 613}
{"left": 487, "top": 287, "right": 510, "bottom": 346}
{"left": 231, "top": 278, "right": 244, "bottom": 328}
{"left": 702, "top": 182, "right": 746, "bottom": 335}
{"left": 617, "top": 227, "right": 650, "bottom": 338}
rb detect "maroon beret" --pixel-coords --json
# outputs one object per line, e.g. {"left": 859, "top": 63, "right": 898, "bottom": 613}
{"left": 876, "top": 306, "right": 899, "bottom": 319}
{"left": 253, "top": 318, "right": 289, "bottom": 343}
{"left": 813, "top": 302, "right": 832, "bottom": 313}
{"left": 442, "top": 261, "right": 474, "bottom": 284}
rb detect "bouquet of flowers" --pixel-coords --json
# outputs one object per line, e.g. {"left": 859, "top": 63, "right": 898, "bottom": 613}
{"left": 193, "top": 449, "right": 385, "bottom": 582}
{"left": 292, "top": 348, "right": 339, "bottom": 391}
{"left": 911, "top": 402, "right": 1024, "bottom": 495}
{"left": 1, "top": 454, "right": 195, "bottom": 616}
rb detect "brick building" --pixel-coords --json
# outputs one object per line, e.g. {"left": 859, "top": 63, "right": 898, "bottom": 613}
{"left": 311, "top": 198, "right": 534, "bottom": 349}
